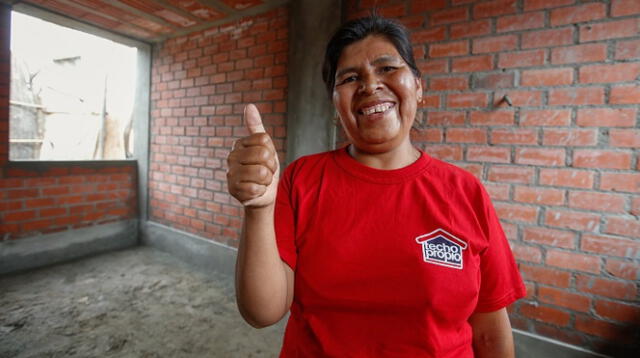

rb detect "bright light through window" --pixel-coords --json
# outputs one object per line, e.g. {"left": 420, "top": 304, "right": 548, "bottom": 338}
{"left": 10, "top": 11, "right": 138, "bottom": 160}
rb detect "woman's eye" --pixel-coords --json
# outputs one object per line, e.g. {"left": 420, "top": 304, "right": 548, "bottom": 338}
{"left": 381, "top": 66, "right": 397, "bottom": 73}
{"left": 338, "top": 75, "right": 357, "bottom": 85}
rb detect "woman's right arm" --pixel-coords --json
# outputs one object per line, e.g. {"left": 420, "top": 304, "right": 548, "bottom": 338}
{"left": 227, "top": 104, "right": 293, "bottom": 328}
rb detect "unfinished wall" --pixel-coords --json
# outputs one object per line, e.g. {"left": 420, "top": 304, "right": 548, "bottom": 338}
{"left": 345, "top": 0, "right": 639, "bottom": 355}
{"left": 148, "top": 7, "right": 288, "bottom": 248}
{"left": 0, "top": 5, "right": 138, "bottom": 241}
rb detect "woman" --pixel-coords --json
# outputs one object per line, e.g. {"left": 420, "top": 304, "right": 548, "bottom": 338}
{"left": 227, "top": 16, "right": 526, "bottom": 357}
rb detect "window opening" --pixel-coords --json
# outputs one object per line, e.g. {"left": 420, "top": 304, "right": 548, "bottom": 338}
{"left": 10, "top": 11, "right": 137, "bottom": 160}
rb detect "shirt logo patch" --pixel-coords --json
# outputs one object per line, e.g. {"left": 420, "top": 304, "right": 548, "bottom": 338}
{"left": 415, "top": 229, "right": 468, "bottom": 270}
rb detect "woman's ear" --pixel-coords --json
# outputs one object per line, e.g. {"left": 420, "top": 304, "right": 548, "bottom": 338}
{"left": 415, "top": 76, "right": 424, "bottom": 102}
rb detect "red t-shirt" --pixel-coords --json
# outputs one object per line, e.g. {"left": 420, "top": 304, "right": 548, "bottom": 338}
{"left": 275, "top": 147, "right": 526, "bottom": 357}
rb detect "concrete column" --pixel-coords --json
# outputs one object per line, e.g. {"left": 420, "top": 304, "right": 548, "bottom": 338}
{"left": 285, "top": 0, "right": 342, "bottom": 164}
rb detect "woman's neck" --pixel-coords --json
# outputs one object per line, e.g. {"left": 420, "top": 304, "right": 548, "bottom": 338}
{"left": 348, "top": 141, "right": 420, "bottom": 170}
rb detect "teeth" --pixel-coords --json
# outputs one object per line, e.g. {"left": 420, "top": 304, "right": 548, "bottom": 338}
{"left": 362, "top": 103, "right": 392, "bottom": 115}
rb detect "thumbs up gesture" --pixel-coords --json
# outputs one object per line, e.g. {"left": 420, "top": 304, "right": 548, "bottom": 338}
{"left": 227, "top": 104, "right": 280, "bottom": 208}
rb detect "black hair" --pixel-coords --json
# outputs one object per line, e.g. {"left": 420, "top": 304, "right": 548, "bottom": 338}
{"left": 321, "top": 15, "right": 421, "bottom": 99}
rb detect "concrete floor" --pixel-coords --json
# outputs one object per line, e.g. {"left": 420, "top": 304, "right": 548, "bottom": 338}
{"left": 0, "top": 246, "right": 285, "bottom": 358}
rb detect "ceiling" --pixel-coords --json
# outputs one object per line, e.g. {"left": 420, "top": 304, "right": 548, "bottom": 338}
{"left": 4, "top": 0, "right": 290, "bottom": 43}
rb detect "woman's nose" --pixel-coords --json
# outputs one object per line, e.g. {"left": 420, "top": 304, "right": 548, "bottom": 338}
{"left": 358, "top": 73, "right": 381, "bottom": 94}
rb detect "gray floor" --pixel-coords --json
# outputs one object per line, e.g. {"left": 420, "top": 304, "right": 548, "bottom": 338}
{"left": 0, "top": 246, "right": 285, "bottom": 358}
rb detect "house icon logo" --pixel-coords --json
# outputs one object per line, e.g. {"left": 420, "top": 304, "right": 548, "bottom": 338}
{"left": 415, "top": 229, "right": 468, "bottom": 270}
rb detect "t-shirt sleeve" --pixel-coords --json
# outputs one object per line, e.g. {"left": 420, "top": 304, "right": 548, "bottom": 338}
{"left": 274, "top": 164, "right": 297, "bottom": 270}
{"left": 474, "top": 183, "right": 527, "bottom": 313}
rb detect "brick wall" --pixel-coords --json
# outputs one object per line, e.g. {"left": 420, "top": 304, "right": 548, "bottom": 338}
{"left": 0, "top": 5, "right": 138, "bottom": 240}
{"left": 148, "top": 7, "right": 288, "bottom": 248}
{"left": 346, "top": 0, "right": 639, "bottom": 355}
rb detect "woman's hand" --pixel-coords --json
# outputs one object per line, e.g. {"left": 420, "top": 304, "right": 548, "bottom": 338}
{"left": 227, "top": 104, "right": 280, "bottom": 208}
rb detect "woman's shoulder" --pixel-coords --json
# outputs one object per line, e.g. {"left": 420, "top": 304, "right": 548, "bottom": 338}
{"left": 281, "top": 148, "right": 340, "bottom": 179}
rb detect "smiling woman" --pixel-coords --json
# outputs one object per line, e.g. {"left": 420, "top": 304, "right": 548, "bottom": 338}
{"left": 227, "top": 15, "right": 526, "bottom": 358}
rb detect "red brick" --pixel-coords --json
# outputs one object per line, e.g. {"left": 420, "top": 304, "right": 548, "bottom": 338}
{"left": 452, "top": 55, "right": 493, "bottom": 72}
{"left": 24, "top": 198, "right": 56, "bottom": 209}
{"left": 491, "top": 128, "right": 538, "bottom": 145}
{"left": 495, "top": 202, "right": 538, "bottom": 222}
{"left": 488, "top": 165, "right": 535, "bottom": 184}
{"left": 612, "top": 0, "right": 640, "bottom": 17}
{"left": 546, "top": 250, "right": 601, "bottom": 274}
{"left": 412, "top": 27, "right": 447, "bottom": 43}
{"left": 431, "top": 7, "right": 469, "bottom": 25}
{"left": 40, "top": 207, "right": 67, "bottom": 218}
{"left": 446, "top": 128, "right": 487, "bottom": 143}
{"left": 466, "top": 146, "right": 511, "bottom": 163}
{"left": 378, "top": 3, "right": 406, "bottom": 18}
{"left": 580, "top": 63, "right": 640, "bottom": 83}
{"left": 450, "top": 20, "right": 492, "bottom": 39}
{"left": 511, "top": 243, "right": 543, "bottom": 263}
{"left": 600, "top": 173, "right": 640, "bottom": 193}
{"left": 548, "top": 87, "right": 604, "bottom": 106}
{"left": 446, "top": 93, "right": 488, "bottom": 108}
{"left": 485, "top": 183, "right": 510, "bottom": 201}
{"left": 520, "top": 264, "right": 571, "bottom": 287}
{"left": 418, "top": 59, "right": 448, "bottom": 74}
{"left": 570, "top": 192, "right": 626, "bottom": 214}
{"left": 632, "top": 197, "right": 640, "bottom": 216}
{"left": 577, "top": 108, "right": 636, "bottom": 127}
{"left": 523, "top": 227, "right": 575, "bottom": 249}
{"left": 7, "top": 188, "right": 39, "bottom": 199}
{"left": 473, "top": 35, "right": 517, "bottom": 53}
{"left": 514, "top": 186, "right": 565, "bottom": 206}
{"left": 426, "top": 111, "right": 465, "bottom": 126}
{"left": 410, "top": 0, "right": 446, "bottom": 12}
{"left": 581, "top": 19, "right": 640, "bottom": 43}
{"left": 497, "top": 12, "right": 545, "bottom": 33}
{"left": 539, "top": 286, "right": 591, "bottom": 312}
{"left": 522, "top": 27, "right": 574, "bottom": 49}
{"left": 610, "top": 85, "right": 640, "bottom": 104}
{"left": 430, "top": 41, "right": 469, "bottom": 58}
{"left": 498, "top": 50, "right": 545, "bottom": 68}
{"left": 515, "top": 148, "right": 565, "bottom": 166}
{"left": 576, "top": 275, "right": 636, "bottom": 300}
{"left": 521, "top": 68, "right": 573, "bottom": 86}
{"left": 493, "top": 90, "right": 543, "bottom": 107}
{"left": 550, "top": 3, "right": 606, "bottom": 26}
{"left": 520, "top": 302, "right": 570, "bottom": 326}
{"left": 573, "top": 150, "right": 632, "bottom": 170}
{"left": 542, "top": 128, "right": 597, "bottom": 147}
{"left": 411, "top": 128, "right": 443, "bottom": 143}
{"left": 605, "top": 216, "right": 640, "bottom": 238}
{"left": 521, "top": 109, "right": 572, "bottom": 126}
{"left": 21, "top": 219, "right": 54, "bottom": 232}
{"left": 545, "top": 209, "right": 600, "bottom": 232}
{"left": 472, "top": 72, "right": 515, "bottom": 89}
{"left": 610, "top": 129, "right": 640, "bottom": 148}
{"left": 473, "top": 0, "right": 517, "bottom": 18}
{"left": 575, "top": 315, "right": 628, "bottom": 341}
{"left": 595, "top": 300, "right": 640, "bottom": 324}
{"left": 582, "top": 233, "right": 640, "bottom": 258}
{"left": 605, "top": 259, "right": 639, "bottom": 280}
{"left": 615, "top": 39, "right": 640, "bottom": 60}
{"left": 4, "top": 210, "right": 37, "bottom": 222}
{"left": 423, "top": 145, "right": 464, "bottom": 161}
{"left": 552, "top": 43, "right": 608, "bottom": 65}
{"left": 524, "top": 0, "right": 574, "bottom": 11}
{"left": 469, "top": 111, "right": 514, "bottom": 125}
{"left": 429, "top": 76, "right": 468, "bottom": 91}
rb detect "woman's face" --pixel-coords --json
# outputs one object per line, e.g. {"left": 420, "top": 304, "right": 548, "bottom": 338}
{"left": 332, "top": 35, "right": 422, "bottom": 154}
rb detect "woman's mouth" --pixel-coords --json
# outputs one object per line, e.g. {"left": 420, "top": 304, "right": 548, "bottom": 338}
{"left": 358, "top": 102, "right": 395, "bottom": 115}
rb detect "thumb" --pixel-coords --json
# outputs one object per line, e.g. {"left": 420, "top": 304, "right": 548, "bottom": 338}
{"left": 244, "top": 103, "right": 265, "bottom": 134}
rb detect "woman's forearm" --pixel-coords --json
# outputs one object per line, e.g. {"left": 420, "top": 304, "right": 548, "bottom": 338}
{"left": 235, "top": 204, "right": 292, "bottom": 328}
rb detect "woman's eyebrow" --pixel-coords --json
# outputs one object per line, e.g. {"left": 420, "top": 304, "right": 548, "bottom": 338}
{"left": 372, "top": 55, "right": 401, "bottom": 65}
{"left": 335, "top": 67, "right": 357, "bottom": 79}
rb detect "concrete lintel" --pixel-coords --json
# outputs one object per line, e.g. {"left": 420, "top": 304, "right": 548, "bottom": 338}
{"left": 140, "top": 221, "right": 237, "bottom": 277}
{"left": 0, "top": 220, "right": 138, "bottom": 275}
